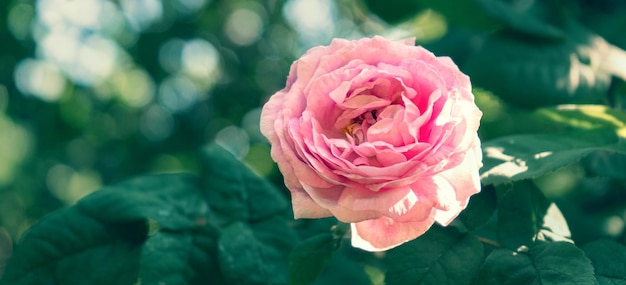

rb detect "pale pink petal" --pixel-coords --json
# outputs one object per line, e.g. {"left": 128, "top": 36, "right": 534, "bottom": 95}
{"left": 351, "top": 214, "right": 436, "bottom": 251}
{"left": 301, "top": 183, "right": 381, "bottom": 223}
{"left": 375, "top": 149, "right": 407, "bottom": 166}
{"left": 291, "top": 187, "right": 333, "bottom": 219}
{"left": 433, "top": 144, "right": 482, "bottom": 225}
{"left": 337, "top": 185, "right": 436, "bottom": 222}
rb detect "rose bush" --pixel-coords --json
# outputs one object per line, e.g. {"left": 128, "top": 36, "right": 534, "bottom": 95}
{"left": 260, "top": 36, "right": 483, "bottom": 251}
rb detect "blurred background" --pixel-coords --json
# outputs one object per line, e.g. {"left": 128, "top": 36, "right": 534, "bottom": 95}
{"left": 1, "top": 0, "right": 626, "bottom": 247}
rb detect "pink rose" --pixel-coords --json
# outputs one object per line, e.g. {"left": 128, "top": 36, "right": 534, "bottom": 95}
{"left": 260, "top": 36, "right": 482, "bottom": 251}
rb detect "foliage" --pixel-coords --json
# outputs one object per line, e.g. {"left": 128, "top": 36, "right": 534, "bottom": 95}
{"left": 1, "top": 0, "right": 626, "bottom": 284}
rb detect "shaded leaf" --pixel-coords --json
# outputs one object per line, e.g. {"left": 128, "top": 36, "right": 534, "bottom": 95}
{"left": 140, "top": 230, "right": 223, "bottom": 284}
{"left": 0, "top": 228, "right": 11, "bottom": 279}
{"left": 201, "top": 143, "right": 288, "bottom": 223}
{"left": 497, "top": 180, "right": 571, "bottom": 249}
{"left": 480, "top": 129, "right": 620, "bottom": 186}
{"left": 218, "top": 222, "right": 291, "bottom": 285}
{"left": 415, "top": 0, "right": 498, "bottom": 30}
{"left": 289, "top": 234, "right": 334, "bottom": 285}
{"left": 457, "top": 185, "right": 497, "bottom": 231}
{"left": 582, "top": 239, "right": 626, "bottom": 284}
{"left": 362, "top": 0, "right": 423, "bottom": 24}
{"left": 385, "top": 226, "right": 484, "bottom": 285}
{"left": 475, "top": 0, "right": 565, "bottom": 39}
{"left": 312, "top": 248, "right": 374, "bottom": 285}
{"left": 0, "top": 208, "right": 143, "bottom": 285}
{"left": 465, "top": 24, "right": 625, "bottom": 108}
{"left": 473, "top": 242, "right": 598, "bottom": 285}
{"left": 1, "top": 144, "right": 295, "bottom": 285}
{"left": 78, "top": 174, "right": 208, "bottom": 231}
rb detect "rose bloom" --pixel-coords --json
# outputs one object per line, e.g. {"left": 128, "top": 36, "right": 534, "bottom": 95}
{"left": 260, "top": 36, "right": 482, "bottom": 251}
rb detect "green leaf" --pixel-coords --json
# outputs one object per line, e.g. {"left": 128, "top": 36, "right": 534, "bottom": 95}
{"left": 465, "top": 25, "right": 624, "bottom": 108}
{"left": 457, "top": 185, "right": 497, "bottom": 231}
{"left": 474, "top": 0, "right": 566, "bottom": 39}
{"left": 140, "top": 230, "right": 223, "bottom": 284}
{"left": 532, "top": 105, "right": 626, "bottom": 133}
{"left": 201, "top": 143, "right": 289, "bottom": 223}
{"left": 416, "top": 0, "right": 498, "bottom": 30}
{"left": 480, "top": 129, "right": 620, "bottom": 186}
{"left": 385, "top": 226, "right": 484, "bottom": 285}
{"left": 474, "top": 242, "right": 598, "bottom": 285}
{"left": 584, "top": 151, "right": 626, "bottom": 179}
{"left": 496, "top": 180, "right": 571, "bottom": 249}
{"left": 0, "top": 208, "right": 144, "bottom": 285}
{"left": 0, "top": 228, "right": 11, "bottom": 278}
{"left": 78, "top": 174, "right": 208, "bottom": 230}
{"left": 582, "top": 239, "right": 626, "bottom": 284}
{"left": 362, "top": 0, "right": 423, "bottom": 24}
{"left": 218, "top": 221, "right": 294, "bottom": 285}
{"left": 2, "top": 144, "right": 295, "bottom": 285}
{"left": 288, "top": 234, "right": 334, "bottom": 285}
{"left": 311, "top": 248, "right": 374, "bottom": 285}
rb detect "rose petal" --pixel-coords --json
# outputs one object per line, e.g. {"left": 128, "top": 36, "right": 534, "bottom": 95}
{"left": 351, "top": 214, "right": 436, "bottom": 251}
{"left": 291, "top": 187, "right": 333, "bottom": 219}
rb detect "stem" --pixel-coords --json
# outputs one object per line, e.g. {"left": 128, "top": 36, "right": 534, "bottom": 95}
{"left": 476, "top": 236, "right": 502, "bottom": 248}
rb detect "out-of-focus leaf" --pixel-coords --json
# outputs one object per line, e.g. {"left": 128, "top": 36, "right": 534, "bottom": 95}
{"left": 385, "top": 226, "right": 484, "bottom": 285}
{"left": 466, "top": 24, "right": 626, "bottom": 108}
{"left": 475, "top": 0, "right": 565, "bottom": 39}
{"left": 480, "top": 129, "right": 621, "bottom": 186}
{"left": 497, "top": 180, "right": 571, "bottom": 249}
{"left": 0, "top": 228, "right": 13, "bottom": 279}
{"left": 532, "top": 105, "right": 626, "bottom": 133}
{"left": 362, "top": 0, "right": 423, "bottom": 24}
{"left": 289, "top": 234, "right": 334, "bottom": 285}
{"left": 582, "top": 239, "right": 626, "bottom": 284}
{"left": 457, "top": 185, "right": 497, "bottom": 231}
{"left": 581, "top": 0, "right": 626, "bottom": 50}
{"left": 584, "top": 151, "right": 626, "bottom": 179}
{"left": 416, "top": 0, "right": 498, "bottom": 30}
{"left": 473, "top": 242, "right": 598, "bottom": 285}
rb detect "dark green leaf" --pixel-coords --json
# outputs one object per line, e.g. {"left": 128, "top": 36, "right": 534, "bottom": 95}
{"left": 385, "top": 226, "right": 484, "bottom": 285}
{"left": 362, "top": 0, "right": 423, "bottom": 24}
{"left": 416, "top": 0, "right": 498, "bottom": 30}
{"left": 311, "top": 248, "right": 374, "bottom": 285}
{"left": 480, "top": 130, "right": 620, "bottom": 186}
{"left": 497, "top": 180, "right": 571, "bottom": 249}
{"left": 2, "top": 144, "right": 295, "bottom": 285}
{"left": 0, "top": 228, "right": 11, "bottom": 278}
{"left": 465, "top": 25, "right": 624, "bottom": 108}
{"left": 584, "top": 151, "right": 626, "bottom": 179}
{"left": 474, "top": 0, "right": 565, "bottom": 39}
{"left": 201, "top": 143, "right": 289, "bottom": 223}
{"left": 289, "top": 234, "right": 334, "bottom": 285}
{"left": 0, "top": 208, "right": 143, "bottom": 285}
{"left": 473, "top": 242, "right": 598, "bottom": 285}
{"left": 582, "top": 239, "right": 626, "bottom": 284}
{"left": 457, "top": 185, "right": 497, "bottom": 231}
{"left": 78, "top": 173, "right": 207, "bottom": 230}
{"left": 218, "top": 221, "right": 291, "bottom": 285}
{"left": 140, "top": 230, "right": 223, "bottom": 284}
